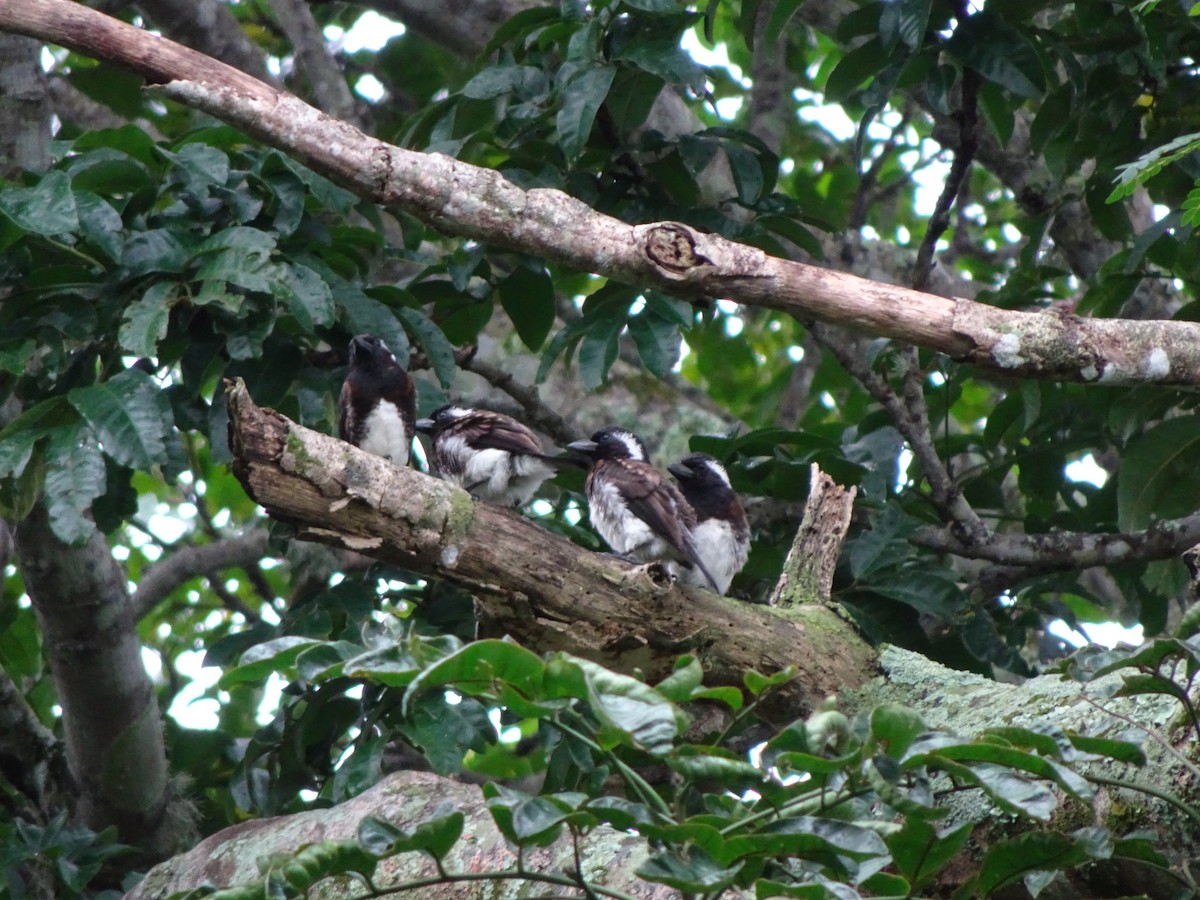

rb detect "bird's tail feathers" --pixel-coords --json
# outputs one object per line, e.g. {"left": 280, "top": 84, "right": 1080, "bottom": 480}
{"left": 681, "top": 536, "right": 722, "bottom": 594}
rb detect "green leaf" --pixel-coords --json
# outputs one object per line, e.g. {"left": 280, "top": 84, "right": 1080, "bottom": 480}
{"left": 888, "top": 819, "right": 972, "bottom": 888}
{"left": 498, "top": 266, "right": 556, "bottom": 351}
{"left": 484, "top": 787, "right": 575, "bottom": 847}
{"left": 870, "top": 703, "right": 926, "bottom": 759}
{"left": 743, "top": 666, "right": 797, "bottom": 697}
{"left": 120, "top": 283, "right": 179, "bottom": 358}
{"left": 403, "top": 639, "right": 548, "bottom": 717}
{"left": 44, "top": 423, "right": 106, "bottom": 545}
{"left": 0, "top": 171, "right": 78, "bottom": 235}
{"left": 69, "top": 367, "right": 172, "bottom": 471}
{"left": 275, "top": 264, "right": 334, "bottom": 331}
{"left": 824, "top": 38, "right": 885, "bottom": 103}
{"left": 1117, "top": 414, "right": 1200, "bottom": 530}
{"left": 122, "top": 229, "right": 189, "bottom": 276}
{"left": 667, "top": 750, "right": 765, "bottom": 787}
{"left": 220, "top": 637, "right": 325, "bottom": 687}
{"left": 395, "top": 306, "right": 456, "bottom": 389}
{"left": 654, "top": 655, "right": 703, "bottom": 701}
{"left": 358, "top": 809, "right": 464, "bottom": 860}
{"left": 462, "top": 65, "right": 546, "bottom": 100}
{"left": 577, "top": 316, "right": 623, "bottom": 389}
{"left": 74, "top": 191, "right": 124, "bottom": 262}
{"left": 944, "top": 11, "right": 1044, "bottom": 98}
{"left": 556, "top": 64, "right": 616, "bottom": 162}
{"left": 558, "top": 654, "right": 686, "bottom": 755}
{"left": 880, "top": 0, "right": 931, "bottom": 51}
{"left": 1065, "top": 732, "right": 1146, "bottom": 766}
{"left": 977, "top": 830, "right": 1097, "bottom": 896}
{"left": 637, "top": 846, "right": 742, "bottom": 893}
{"left": 628, "top": 307, "right": 681, "bottom": 377}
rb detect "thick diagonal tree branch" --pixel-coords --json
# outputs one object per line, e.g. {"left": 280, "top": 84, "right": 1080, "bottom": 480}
{"left": 5, "top": 0, "right": 1200, "bottom": 387}
{"left": 226, "top": 381, "right": 877, "bottom": 719}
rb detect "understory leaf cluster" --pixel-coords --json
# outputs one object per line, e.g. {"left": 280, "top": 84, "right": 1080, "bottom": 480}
{"left": 169, "top": 629, "right": 1187, "bottom": 899}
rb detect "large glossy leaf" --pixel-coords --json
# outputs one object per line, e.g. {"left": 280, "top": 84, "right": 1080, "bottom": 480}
{"left": 358, "top": 808, "right": 464, "bottom": 860}
{"left": 68, "top": 367, "right": 172, "bottom": 471}
{"left": 499, "top": 266, "right": 556, "bottom": 351}
{"left": 43, "top": 423, "right": 106, "bottom": 545}
{"left": 1117, "top": 414, "right": 1200, "bottom": 530}
{"left": 402, "top": 639, "right": 548, "bottom": 716}
{"left": 0, "top": 171, "right": 78, "bottom": 235}
{"left": 556, "top": 64, "right": 615, "bottom": 161}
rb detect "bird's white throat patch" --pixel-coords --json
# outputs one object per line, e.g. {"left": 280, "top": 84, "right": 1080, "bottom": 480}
{"left": 361, "top": 401, "right": 410, "bottom": 464}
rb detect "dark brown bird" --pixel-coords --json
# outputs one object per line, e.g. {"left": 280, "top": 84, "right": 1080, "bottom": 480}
{"left": 668, "top": 453, "right": 749, "bottom": 595}
{"left": 416, "top": 405, "right": 576, "bottom": 506}
{"left": 337, "top": 334, "right": 416, "bottom": 467}
{"left": 568, "top": 427, "right": 720, "bottom": 592}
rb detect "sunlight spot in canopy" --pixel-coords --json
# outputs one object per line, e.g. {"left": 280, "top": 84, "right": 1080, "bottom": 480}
{"left": 629, "top": 295, "right": 647, "bottom": 315}
{"left": 1002, "top": 223, "right": 1022, "bottom": 243}
{"left": 113, "top": 545, "right": 130, "bottom": 561}
{"left": 681, "top": 28, "right": 745, "bottom": 82}
{"left": 1065, "top": 453, "right": 1108, "bottom": 488}
{"left": 896, "top": 225, "right": 911, "bottom": 244}
{"left": 780, "top": 158, "right": 795, "bottom": 175}
{"left": 336, "top": 10, "right": 406, "bottom": 53}
{"left": 445, "top": 690, "right": 463, "bottom": 705}
{"left": 354, "top": 74, "right": 387, "bottom": 103}
{"left": 787, "top": 345, "right": 804, "bottom": 363}
{"left": 797, "top": 89, "right": 856, "bottom": 141}
{"left": 1152, "top": 204, "right": 1170, "bottom": 222}
{"left": 928, "top": 370, "right": 946, "bottom": 387}
{"left": 724, "top": 315, "right": 744, "bottom": 337}
{"left": 489, "top": 707, "right": 523, "bottom": 743}
{"left": 896, "top": 446, "right": 914, "bottom": 490}
{"left": 167, "top": 650, "right": 222, "bottom": 730}
{"left": 142, "top": 646, "right": 162, "bottom": 681}
{"left": 260, "top": 603, "right": 281, "bottom": 626}
{"left": 329, "top": 572, "right": 346, "bottom": 588}
{"left": 254, "top": 673, "right": 286, "bottom": 726}
{"left": 1048, "top": 618, "right": 1143, "bottom": 650}
{"left": 819, "top": 391, "right": 836, "bottom": 411}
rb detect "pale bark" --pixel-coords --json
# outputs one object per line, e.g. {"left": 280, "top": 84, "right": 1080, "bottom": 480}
{"left": 5, "top": 0, "right": 1198, "bottom": 388}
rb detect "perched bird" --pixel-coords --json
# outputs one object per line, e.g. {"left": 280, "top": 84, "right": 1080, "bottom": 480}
{"left": 416, "top": 405, "right": 574, "bottom": 506}
{"left": 567, "top": 427, "right": 720, "bottom": 593}
{"left": 337, "top": 334, "right": 416, "bottom": 466}
{"left": 668, "top": 453, "right": 749, "bottom": 595}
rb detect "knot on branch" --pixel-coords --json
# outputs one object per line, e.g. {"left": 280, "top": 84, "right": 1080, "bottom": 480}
{"left": 642, "top": 223, "right": 711, "bottom": 276}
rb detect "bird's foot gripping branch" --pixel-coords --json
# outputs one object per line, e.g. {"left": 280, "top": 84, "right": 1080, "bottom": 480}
{"left": 225, "top": 379, "right": 876, "bottom": 718}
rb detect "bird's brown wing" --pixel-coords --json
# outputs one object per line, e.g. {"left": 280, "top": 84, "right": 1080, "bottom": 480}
{"left": 613, "top": 460, "right": 721, "bottom": 592}
{"left": 462, "top": 414, "right": 546, "bottom": 457}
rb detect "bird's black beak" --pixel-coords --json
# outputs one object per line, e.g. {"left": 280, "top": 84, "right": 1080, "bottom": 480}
{"left": 415, "top": 418, "right": 435, "bottom": 433}
{"left": 567, "top": 439, "right": 598, "bottom": 456}
{"left": 667, "top": 462, "right": 691, "bottom": 480}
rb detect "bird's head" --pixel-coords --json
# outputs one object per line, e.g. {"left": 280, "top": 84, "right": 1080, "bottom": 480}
{"left": 668, "top": 452, "right": 732, "bottom": 490}
{"left": 349, "top": 333, "right": 397, "bottom": 369}
{"left": 568, "top": 426, "right": 648, "bottom": 462}
{"left": 415, "top": 404, "right": 469, "bottom": 435}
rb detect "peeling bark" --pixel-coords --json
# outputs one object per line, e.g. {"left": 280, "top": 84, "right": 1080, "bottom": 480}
{"left": 769, "top": 465, "right": 857, "bottom": 608}
{"left": 4, "top": 0, "right": 1200, "bottom": 387}
{"left": 227, "top": 381, "right": 878, "bottom": 719}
